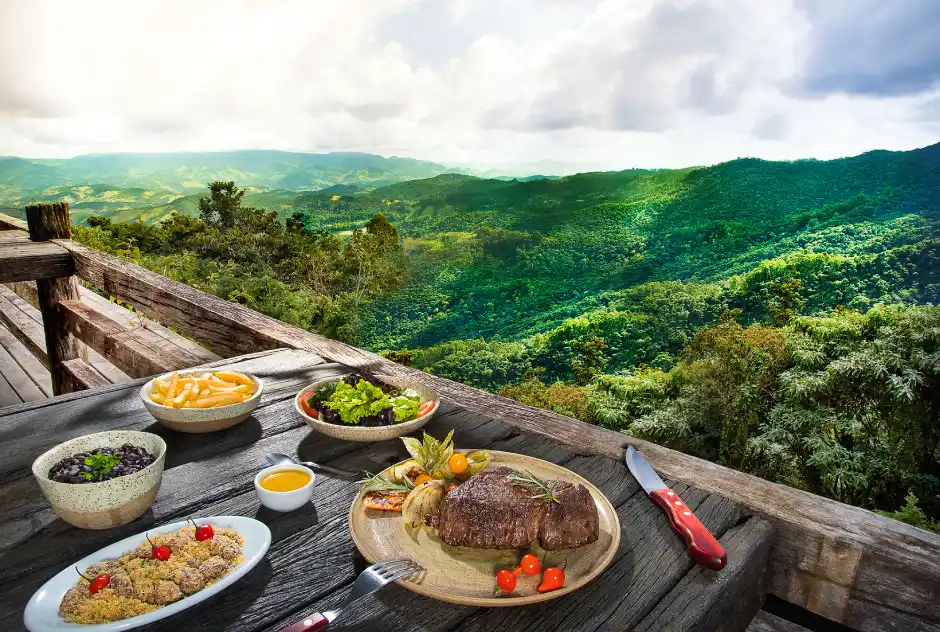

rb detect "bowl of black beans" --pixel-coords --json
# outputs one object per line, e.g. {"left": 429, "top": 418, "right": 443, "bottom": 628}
{"left": 32, "top": 430, "right": 166, "bottom": 529}
{"left": 47, "top": 443, "right": 157, "bottom": 484}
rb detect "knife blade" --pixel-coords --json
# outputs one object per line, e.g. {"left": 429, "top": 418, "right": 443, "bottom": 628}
{"left": 625, "top": 446, "right": 727, "bottom": 570}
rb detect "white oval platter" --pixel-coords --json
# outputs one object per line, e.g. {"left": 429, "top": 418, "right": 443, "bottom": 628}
{"left": 24, "top": 516, "right": 271, "bottom": 632}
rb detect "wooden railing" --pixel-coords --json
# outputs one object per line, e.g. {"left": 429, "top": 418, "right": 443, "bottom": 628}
{"left": 1, "top": 204, "right": 939, "bottom": 632}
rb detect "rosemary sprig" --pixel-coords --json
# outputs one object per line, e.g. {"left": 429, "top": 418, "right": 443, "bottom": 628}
{"left": 359, "top": 471, "right": 414, "bottom": 493}
{"left": 508, "top": 470, "right": 559, "bottom": 503}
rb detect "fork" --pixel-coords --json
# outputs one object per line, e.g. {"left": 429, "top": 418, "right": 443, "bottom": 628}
{"left": 278, "top": 559, "right": 423, "bottom": 631}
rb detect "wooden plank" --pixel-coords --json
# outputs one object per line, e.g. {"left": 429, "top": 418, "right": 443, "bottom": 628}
{"left": 81, "top": 290, "right": 221, "bottom": 363}
{"left": 0, "top": 285, "right": 130, "bottom": 385}
{"left": 0, "top": 338, "right": 44, "bottom": 402}
{"left": 7, "top": 282, "right": 221, "bottom": 366}
{"left": 634, "top": 517, "right": 775, "bottom": 632}
{"left": 0, "top": 240, "right": 73, "bottom": 283}
{"left": 0, "top": 214, "right": 28, "bottom": 230}
{"left": 62, "top": 240, "right": 293, "bottom": 357}
{"left": 59, "top": 358, "right": 109, "bottom": 390}
{"left": 58, "top": 299, "right": 195, "bottom": 378}
{"left": 747, "top": 611, "right": 812, "bottom": 632}
{"left": 0, "top": 370, "right": 19, "bottom": 406}
{"left": 0, "top": 229, "right": 29, "bottom": 242}
{"left": 0, "top": 321, "right": 50, "bottom": 397}
{"left": 25, "top": 203, "right": 80, "bottom": 394}
{"left": 0, "top": 288, "right": 47, "bottom": 368}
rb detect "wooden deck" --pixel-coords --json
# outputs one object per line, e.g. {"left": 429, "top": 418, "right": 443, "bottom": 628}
{"left": 0, "top": 277, "right": 220, "bottom": 403}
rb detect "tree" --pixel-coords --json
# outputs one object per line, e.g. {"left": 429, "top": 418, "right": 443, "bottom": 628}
{"left": 199, "top": 181, "right": 246, "bottom": 228}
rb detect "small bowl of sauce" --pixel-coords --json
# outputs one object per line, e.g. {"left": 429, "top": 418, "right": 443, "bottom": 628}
{"left": 254, "top": 464, "right": 315, "bottom": 512}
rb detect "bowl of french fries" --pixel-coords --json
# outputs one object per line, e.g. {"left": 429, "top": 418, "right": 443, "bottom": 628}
{"left": 139, "top": 368, "right": 263, "bottom": 433}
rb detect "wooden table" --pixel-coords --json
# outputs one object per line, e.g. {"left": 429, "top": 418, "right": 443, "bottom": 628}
{"left": 0, "top": 349, "right": 774, "bottom": 632}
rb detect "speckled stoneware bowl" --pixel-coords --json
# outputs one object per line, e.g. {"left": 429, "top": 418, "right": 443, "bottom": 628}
{"left": 32, "top": 430, "right": 167, "bottom": 530}
{"left": 140, "top": 368, "right": 263, "bottom": 433}
{"left": 294, "top": 374, "right": 439, "bottom": 442}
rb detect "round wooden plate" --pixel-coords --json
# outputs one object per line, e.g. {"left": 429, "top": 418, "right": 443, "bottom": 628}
{"left": 348, "top": 450, "right": 621, "bottom": 607}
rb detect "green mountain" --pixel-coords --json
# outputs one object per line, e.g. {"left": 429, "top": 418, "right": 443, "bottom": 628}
{"left": 0, "top": 150, "right": 463, "bottom": 211}
{"left": 275, "top": 144, "right": 939, "bottom": 358}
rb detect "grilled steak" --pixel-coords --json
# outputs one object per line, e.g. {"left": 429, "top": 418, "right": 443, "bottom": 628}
{"left": 435, "top": 466, "right": 599, "bottom": 550}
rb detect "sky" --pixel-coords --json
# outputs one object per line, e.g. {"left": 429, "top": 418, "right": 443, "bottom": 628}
{"left": 1, "top": 0, "right": 938, "bottom": 173}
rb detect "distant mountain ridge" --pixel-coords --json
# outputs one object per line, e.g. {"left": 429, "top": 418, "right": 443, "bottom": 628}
{"left": 0, "top": 149, "right": 465, "bottom": 200}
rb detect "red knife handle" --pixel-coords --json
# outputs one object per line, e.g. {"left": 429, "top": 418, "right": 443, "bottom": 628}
{"left": 649, "top": 488, "right": 727, "bottom": 570}
{"left": 278, "top": 612, "right": 329, "bottom": 632}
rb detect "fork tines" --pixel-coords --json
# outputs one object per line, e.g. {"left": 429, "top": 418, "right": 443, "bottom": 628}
{"left": 372, "top": 558, "right": 423, "bottom": 581}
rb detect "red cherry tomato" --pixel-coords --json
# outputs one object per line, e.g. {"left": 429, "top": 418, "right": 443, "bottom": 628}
{"left": 75, "top": 567, "right": 110, "bottom": 594}
{"left": 89, "top": 574, "right": 110, "bottom": 594}
{"left": 147, "top": 534, "right": 171, "bottom": 561}
{"left": 520, "top": 554, "right": 541, "bottom": 576}
{"left": 152, "top": 545, "right": 171, "bottom": 561}
{"left": 189, "top": 519, "right": 214, "bottom": 540}
{"left": 537, "top": 567, "right": 565, "bottom": 593}
{"left": 496, "top": 569, "right": 517, "bottom": 593}
{"left": 417, "top": 400, "right": 434, "bottom": 417}
{"left": 300, "top": 396, "right": 318, "bottom": 418}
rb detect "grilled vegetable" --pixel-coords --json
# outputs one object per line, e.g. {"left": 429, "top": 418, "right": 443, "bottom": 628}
{"left": 363, "top": 491, "right": 408, "bottom": 512}
{"left": 402, "top": 479, "right": 445, "bottom": 528}
{"left": 388, "top": 459, "right": 424, "bottom": 484}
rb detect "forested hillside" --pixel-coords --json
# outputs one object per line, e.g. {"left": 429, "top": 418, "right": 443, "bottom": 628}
{"left": 25, "top": 141, "right": 940, "bottom": 530}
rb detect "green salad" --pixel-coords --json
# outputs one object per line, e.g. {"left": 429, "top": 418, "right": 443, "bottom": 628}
{"left": 302, "top": 373, "right": 428, "bottom": 426}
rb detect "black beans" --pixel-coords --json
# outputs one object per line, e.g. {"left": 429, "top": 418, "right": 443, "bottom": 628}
{"left": 48, "top": 444, "right": 156, "bottom": 484}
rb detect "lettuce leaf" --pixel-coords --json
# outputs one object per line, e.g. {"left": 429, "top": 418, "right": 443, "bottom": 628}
{"left": 390, "top": 390, "right": 421, "bottom": 423}
{"left": 324, "top": 380, "right": 391, "bottom": 425}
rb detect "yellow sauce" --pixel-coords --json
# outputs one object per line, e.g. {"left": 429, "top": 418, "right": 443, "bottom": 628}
{"left": 260, "top": 469, "right": 311, "bottom": 492}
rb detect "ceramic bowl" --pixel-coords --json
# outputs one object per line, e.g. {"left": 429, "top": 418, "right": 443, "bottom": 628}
{"left": 32, "top": 430, "right": 167, "bottom": 530}
{"left": 294, "top": 374, "right": 439, "bottom": 442}
{"left": 253, "top": 464, "right": 316, "bottom": 512}
{"left": 140, "top": 369, "right": 263, "bottom": 433}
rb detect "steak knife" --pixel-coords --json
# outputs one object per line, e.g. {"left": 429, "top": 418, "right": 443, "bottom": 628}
{"left": 625, "top": 446, "right": 727, "bottom": 570}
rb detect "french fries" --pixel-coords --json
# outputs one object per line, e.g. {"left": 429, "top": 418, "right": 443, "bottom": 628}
{"left": 149, "top": 370, "right": 256, "bottom": 408}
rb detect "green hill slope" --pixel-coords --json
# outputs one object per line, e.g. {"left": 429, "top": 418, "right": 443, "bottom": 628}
{"left": 348, "top": 144, "right": 940, "bottom": 352}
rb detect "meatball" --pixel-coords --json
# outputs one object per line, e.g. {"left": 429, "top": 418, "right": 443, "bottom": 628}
{"left": 110, "top": 572, "right": 134, "bottom": 598}
{"left": 86, "top": 560, "right": 117, "bottom": 576}
{"left": 133, "top": 579, "right": 156, "bottom": 604}
{"left": 165, "top": 534, "right": 192, "bottom": 552}
{"left": 128, "top": 545, "right": 152, "bottom": 560}
{"left": 59, "top": 586, "right": 84, "bottom": 617}
{"left": 212, "top": 535, "right": 241, "bottom": 561}
{"left": 176, "top": 567, "right": 205, "bottom": 595}
{"left": 198, "top": 556, "right": 230, "bottom": 581}
{"left": 185, "top": 556, "right": 201, "bottom": 568}
{"left": 153, "top": 580, "right": 182, "bottom": 605}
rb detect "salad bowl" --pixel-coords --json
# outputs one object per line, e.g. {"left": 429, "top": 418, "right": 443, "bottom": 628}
{"left": 294, "top": 374, "right": 439, "bottom": 442}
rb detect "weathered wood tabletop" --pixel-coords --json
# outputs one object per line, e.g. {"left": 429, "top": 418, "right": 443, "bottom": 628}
{"left": 0, "top": 348, "right": 774, "bottom": 632}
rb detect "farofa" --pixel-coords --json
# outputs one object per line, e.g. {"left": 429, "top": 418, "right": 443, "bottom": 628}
{"left": 60, "top": 526, "right": 244, "bottom": 624}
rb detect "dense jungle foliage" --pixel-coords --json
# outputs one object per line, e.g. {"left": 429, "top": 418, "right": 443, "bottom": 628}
{"left": 70, "top": 143, "right": 940, "bottom": 531}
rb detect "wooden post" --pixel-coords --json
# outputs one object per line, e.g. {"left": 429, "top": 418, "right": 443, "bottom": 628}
{"left": 25, "top": 202, "right": 81, "bottom": 395}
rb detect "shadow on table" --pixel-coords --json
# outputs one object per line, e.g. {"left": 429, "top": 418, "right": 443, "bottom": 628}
{"left": 146, "top": 558, "right": 275, "bottom": 632}
{"left": 253, "top": 501, "right": 320, "bottom": 538}
{"left": 148, "top": 417, "right": 264, "bottom": 470}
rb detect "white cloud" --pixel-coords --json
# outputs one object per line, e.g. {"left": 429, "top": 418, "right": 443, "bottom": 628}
{"left": 0, "top": 0, "right": 936, "bottom": 172}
